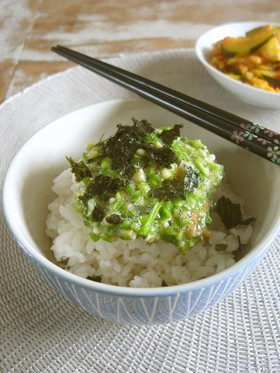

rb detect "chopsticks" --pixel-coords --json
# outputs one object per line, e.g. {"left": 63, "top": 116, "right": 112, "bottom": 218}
{"left": 51, "top": 45, "right": 280, "bottom": 167}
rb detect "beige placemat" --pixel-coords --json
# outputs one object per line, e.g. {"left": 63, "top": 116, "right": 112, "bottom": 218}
{"left": 1, "top": 49, "right": 280, "bottom": 372}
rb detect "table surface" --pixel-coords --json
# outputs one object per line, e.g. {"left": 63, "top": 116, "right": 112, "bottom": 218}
{"left": 1, "top": 0, "right": 280, "bottom": 104}
{"left": 2, "top": 3, "right": 280, "bottom": 371}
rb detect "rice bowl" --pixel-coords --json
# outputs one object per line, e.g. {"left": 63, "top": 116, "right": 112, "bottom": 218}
{"left": 3, "top": 98, "right": 280, "bottom": 324}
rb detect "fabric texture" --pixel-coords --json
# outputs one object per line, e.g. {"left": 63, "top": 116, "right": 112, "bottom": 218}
{"left": 1, "top": 49, "right": 280, "bottom": 372}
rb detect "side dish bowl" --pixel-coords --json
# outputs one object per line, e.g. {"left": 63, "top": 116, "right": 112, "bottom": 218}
{"left": 195, "top": 22, "right": 280, "bottom": 109}
{"left": 3, "top": 98, "right": 280, "bottom": 325}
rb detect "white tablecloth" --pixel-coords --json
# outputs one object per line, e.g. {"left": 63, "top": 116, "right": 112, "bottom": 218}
{"left": 1, "top": 49, "right": 280, "bottom": 372}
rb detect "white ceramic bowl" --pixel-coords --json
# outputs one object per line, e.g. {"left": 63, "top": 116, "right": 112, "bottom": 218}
{"left": 3, "top": 98, "right": 280, "bottom": 325}
{"left": 195, "top": 22, "right": 280, "bottom": 109}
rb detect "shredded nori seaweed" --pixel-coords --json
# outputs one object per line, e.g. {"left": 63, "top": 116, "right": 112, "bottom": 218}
{"left": 152, "top": 179, "right": 185, "bottom": 200}
{"left": 106, "top": 214, "right": 122, "bottom": 224}
{"left": 85, "top": 175, "right": 124, "bottom": 197}
{"left": 132, "top": 118, "right": 155, "bottom": 135}
{"left": 102, "top": 119, "right": 179, "bottom": 174}
{"left": 102, "top": 119, "right": 156, "bottom": 177}
{"left": 158, "top": 124, "right": 183, "bottom": 145}
{"left": 241, "top": 217, "right": 256, "bottom": 225}
{"left": 142, "top": 144, "right": 177, "bottom": 168}
{"left": 216, "top": 196, "right": 255, "bottom": 229}
{"left": 216, "top": 196, "right": 243, "bottom": 229}
{"left": 91, "top": 206, "right": 105, "bottom": 222}
{"left": 79, "top": 175, "right": 125, "bottom": 219}
{"left": 67, "top": 156, "right": 91, "bottom": 182}
{"left": 215, "top": 243, "right": 227, "bottom": 251}
{"left": 152, "top": 166, "right": 199, "bottom": 200}
{"left": 87, "top": 275, "right": 102, "bottom": 282}
{"left": 183, "top": 166, "right": 199, "bottom": 192}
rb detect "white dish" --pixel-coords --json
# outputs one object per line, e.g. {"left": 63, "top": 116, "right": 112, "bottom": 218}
{"left": 195, "top": 21, "right": 280, "bottom": 109}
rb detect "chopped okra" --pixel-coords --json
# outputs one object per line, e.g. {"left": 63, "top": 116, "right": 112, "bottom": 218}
{"left": 68, "top": 119, "right": 224, "bottom": 253}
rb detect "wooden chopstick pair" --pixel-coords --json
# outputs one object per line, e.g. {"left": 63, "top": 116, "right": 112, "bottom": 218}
{"left": 51, "top": 45, "right": 280, "bottom": 167}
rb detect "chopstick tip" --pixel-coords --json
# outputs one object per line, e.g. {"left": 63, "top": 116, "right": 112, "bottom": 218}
{"left": 51, "top": 45, "right": 65, "bottom": 52}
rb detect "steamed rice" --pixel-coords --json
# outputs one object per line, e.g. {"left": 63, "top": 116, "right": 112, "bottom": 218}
{"left": 46, "top": 169, "right": 253, "bottom": 288}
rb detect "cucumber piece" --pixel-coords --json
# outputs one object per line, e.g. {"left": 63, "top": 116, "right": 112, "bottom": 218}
{"left": 254, "top": 68, "right": 280, "bottom": 79}
{"left": 262, "top": 75, "right": 280, "bottom": 87}
{"left": 245, "top": 25, "right": 267, "bottom": 37}
{"left": 246, "top": 25, "right": 280, "bottom": 36}
{"left": 253, "top": 68, "right": 280, "bottom": 86}
{"left": 258, "top": 36, "right": 280, "bottom": 62}
{"left": 221, "top": 25, "right": 275, "bottom": 57}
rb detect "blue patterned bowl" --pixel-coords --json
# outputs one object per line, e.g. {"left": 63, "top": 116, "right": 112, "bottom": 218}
{"left": 3, "top": 99, "right": 280, "bottom": 325}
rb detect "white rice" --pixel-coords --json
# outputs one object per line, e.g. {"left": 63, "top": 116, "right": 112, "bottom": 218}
{"left": 46, "top": 169, "right": 254, "bottom": 288}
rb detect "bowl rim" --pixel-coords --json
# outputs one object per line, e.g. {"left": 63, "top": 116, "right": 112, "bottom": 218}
{"left": 195, "top": 21, "right": 280, "bottom": 98}
{"left": 3, "top": 98, "right": 280, "bottom": 297}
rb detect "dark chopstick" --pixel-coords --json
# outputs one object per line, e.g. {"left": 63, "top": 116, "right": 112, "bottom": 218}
{"left": 51, "top": 45, "right": 280, "bottom": 167}
{"left": 52, "top": 45, "right": 279, "bottom": 145}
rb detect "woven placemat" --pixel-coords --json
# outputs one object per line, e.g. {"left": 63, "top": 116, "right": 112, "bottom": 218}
{"left": 1, "top": 49, "right": 280, "bottom": 372}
